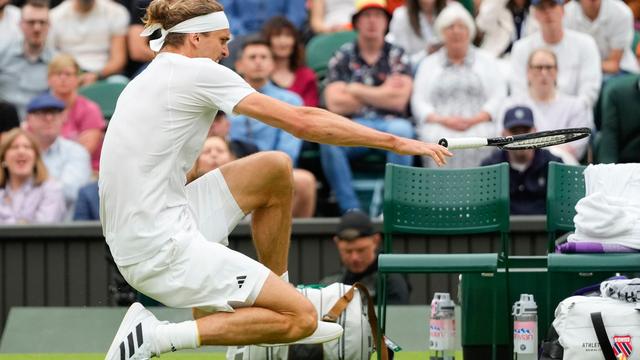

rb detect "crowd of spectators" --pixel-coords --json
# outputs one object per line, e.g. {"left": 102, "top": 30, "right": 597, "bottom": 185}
{"left": 0, "top": 0, "right": 639, "bottom": 224}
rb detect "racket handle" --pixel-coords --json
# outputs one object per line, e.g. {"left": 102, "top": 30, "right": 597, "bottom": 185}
{"left": 438, "top": 137, "right": 488, "bottom": 150}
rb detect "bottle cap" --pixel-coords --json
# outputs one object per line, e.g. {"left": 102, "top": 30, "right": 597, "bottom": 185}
{"left": 512, "top": 294, "right": 537, "bottom": 316}
{"left": 431, "top": 292, "right": 455, "bottom": 316}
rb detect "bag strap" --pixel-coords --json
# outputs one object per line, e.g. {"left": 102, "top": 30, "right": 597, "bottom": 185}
{"left": 590, "top": 312, "right": 616, "bottom": 360}
{"left": 321, "top": 283, "right": 390, "bottom": 360}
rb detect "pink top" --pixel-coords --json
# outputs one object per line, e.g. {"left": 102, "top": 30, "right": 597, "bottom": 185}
{"left": 289, "top": 66, "right": 319, "bottom": 107}
{"left": 62, "top": 95, "right": 106, "bottom": 171}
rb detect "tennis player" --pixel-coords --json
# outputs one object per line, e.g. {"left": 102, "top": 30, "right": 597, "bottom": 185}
{"left": 102, "top": 0, "right": 451, "bottom": 358}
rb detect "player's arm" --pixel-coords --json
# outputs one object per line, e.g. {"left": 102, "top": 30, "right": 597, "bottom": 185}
{"left": 234, "top": 93, "right": 451, "bottom": 165}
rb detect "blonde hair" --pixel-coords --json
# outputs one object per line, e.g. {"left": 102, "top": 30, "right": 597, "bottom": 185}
{"left": 0, "top": 128, "right": 49, "bottom": 187}
{"left": 144, "top": 0, "right": 224, "bottom": 49}
{"left": 48, "top": 53, "right": 80, "bottom": 77}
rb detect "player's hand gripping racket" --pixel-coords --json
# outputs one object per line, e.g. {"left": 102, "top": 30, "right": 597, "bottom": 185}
{"left": 438, "top": 128, "right": 591, "bottom": 150}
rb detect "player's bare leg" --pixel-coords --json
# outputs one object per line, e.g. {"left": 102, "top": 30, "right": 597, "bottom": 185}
{"left": 195, "top": 272, "right": 327, "bottom": 345}
{"left": 220, "top": 151, "right": 295, "bottom": 276}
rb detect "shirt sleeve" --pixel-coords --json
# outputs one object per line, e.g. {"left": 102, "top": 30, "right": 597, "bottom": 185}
{"left": 577, "top": 36, "right": 602, "bottom": 108}
{"left": 76, "top": 97, "right": 107, "bottom": 132}
{"left": 389, "top": 45, "right": 412, "bottom": 76}
{"left": 509, "top": 39, "right": 530, "bottom": 98}
{"left": 566, "top": 96, "right": 593, "bottom": 157}
{"left": 57, "top": 142, "right": 92, "bottom": 206}
{"left": 608, "top": 3, "right": 635, "bottom": 50}
{"left": 34, "top": 180, "right": 67, "bottom": 223}
{"left": 0, "top": 193, "right": 17, "bottom": 224}
{"left": 193, "top": 61, "right": 256, "bottom": 115}
{"left": 110, "top": 2, "right": 131, "bottom": 37}
{"left": 479, "top": 53, "right": 508, "bottom": 119}
{"left": 410, "top": 56, "right": 437, "bottom": 123}
{"left": 326, "top": 47, "right": 351, "bottom": 83}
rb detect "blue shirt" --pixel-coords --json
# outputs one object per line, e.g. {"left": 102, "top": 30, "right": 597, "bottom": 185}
{"left": 229, "top": 81, "right": 303, "bottom": 164}
{"left": 73, "top": 181, "right": 100, "bottom": 221}
{"left": 42, "top": 137, "right": 92, "bottom": 208}
{"left": 0, "top": 38, "right": 55, "bottom": 120}
{"left": 220, "top": 0, "right": 307, "bottom": 36}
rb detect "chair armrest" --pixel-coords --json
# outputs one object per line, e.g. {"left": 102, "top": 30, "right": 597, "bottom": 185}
{"left": 548, "top": 253, "right": 640, "bottom": 272}
{"left": 378, "top": 253, "right": 499, "bottom": 274}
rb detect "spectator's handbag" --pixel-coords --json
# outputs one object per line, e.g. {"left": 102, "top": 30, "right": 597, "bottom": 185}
{"left": 547, "top": 295, "right": 640, "bottom": 360}
{"left": 226, "top": 282, "right": 391, "bottom": 360}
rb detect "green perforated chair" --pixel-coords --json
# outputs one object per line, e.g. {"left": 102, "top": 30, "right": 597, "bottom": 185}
{"left": 305, "top": 31, "right": 357, "bottom": 82}
{"left": 546, "top": 162, "right": 640, "bottom": 324}
{"left": 78, "top": 80, "right": 127, "bottom": 120}
{"left": 376, "top": 163, "right": 511, "bottom": 359}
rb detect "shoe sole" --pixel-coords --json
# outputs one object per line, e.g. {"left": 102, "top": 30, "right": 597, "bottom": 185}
{"left": 104, "top": 302, "right": 150, "bottom": 360}
{"left": 259, "top": 324, "right": 344, "bottom": 347}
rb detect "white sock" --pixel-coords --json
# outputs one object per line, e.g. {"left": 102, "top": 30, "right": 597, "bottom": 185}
{"left": 154, "top": 320, "right": 199, "bottom": 354}
{"left": 280, "top": 271, "right": 289, "bottom": 283}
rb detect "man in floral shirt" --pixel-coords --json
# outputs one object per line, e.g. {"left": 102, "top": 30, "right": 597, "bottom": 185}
{"left": 321, "top": 0, "right": 414, "bottom": 214}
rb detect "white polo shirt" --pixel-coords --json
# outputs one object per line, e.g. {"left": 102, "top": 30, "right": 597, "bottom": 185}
{"left": 50, "top": 0, "right": 129, "bottom": 72}
{"left": 564, "top": 0, "right": 639, "bottom": 74}
{"left": 99, "top": 52, "right": 255, "bottom": 266}
{"left": 510, "top": 29, "right": 602, "bottom": 109}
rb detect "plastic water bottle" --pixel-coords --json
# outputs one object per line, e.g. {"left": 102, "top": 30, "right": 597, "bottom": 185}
{"left": 429, "top": 292, "right": 456, "bottom": 360}
{"left": 512, "top": 294, "right": 538, "bottom": 360}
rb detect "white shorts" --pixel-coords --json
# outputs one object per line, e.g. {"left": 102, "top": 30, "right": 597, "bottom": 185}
{"left": 118, "top": 169, "right": 271, "bottom": 312}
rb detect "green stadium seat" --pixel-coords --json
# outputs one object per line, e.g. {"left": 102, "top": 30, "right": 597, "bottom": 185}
{"left": 376, "top": 163, "right": 511, "bottom": 360}
{"left": 305, "top": 31, "right": 357, "bottom": 82}
{"left": 78, "top": 80, "right": 127, "bottom": 120}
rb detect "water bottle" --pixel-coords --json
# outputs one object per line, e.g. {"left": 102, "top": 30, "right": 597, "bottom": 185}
{"left": 429, "top": 292, "right": 456, "bottom": 360}
{"left": 512, "top": 294, "right": 538, "bottom": 360}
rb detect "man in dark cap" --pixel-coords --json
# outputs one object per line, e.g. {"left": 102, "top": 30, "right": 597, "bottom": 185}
{"left": 320, "top": 209, "right": 410, "bottom": 304}
{"left": 25, "top": 93, "right": 91, "bottom": 213}
{"left": 481, "top": 105, "right": 563, "bottom": 214}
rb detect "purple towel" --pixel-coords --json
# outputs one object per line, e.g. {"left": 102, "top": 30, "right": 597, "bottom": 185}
{"left": 556, "top": 241, "right": 640, "bottom": 253}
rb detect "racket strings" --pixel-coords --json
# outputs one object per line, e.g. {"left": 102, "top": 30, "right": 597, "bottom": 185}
{"left": 503, "top": 134, "right": 576, "bottom": 149}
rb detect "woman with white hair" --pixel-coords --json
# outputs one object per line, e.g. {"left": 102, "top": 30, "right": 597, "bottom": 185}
{"left": 411, "top": 3, "right": 507, "bottom": 168}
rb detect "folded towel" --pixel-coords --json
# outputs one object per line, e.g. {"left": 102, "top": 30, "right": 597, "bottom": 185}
{"left": 556, "top": 241, "right": 639, "bottom": 253}
{"left": 568, "top": 163, "right": 640, "bottom": 249}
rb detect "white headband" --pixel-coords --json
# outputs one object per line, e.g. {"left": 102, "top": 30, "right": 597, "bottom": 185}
{"left": 141, "top": 11, "right": 230, "bottom": 52}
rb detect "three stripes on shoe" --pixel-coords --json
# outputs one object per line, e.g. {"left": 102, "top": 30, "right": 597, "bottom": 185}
{"left": 118, "top": 323, "right": 151, "bottom": 360}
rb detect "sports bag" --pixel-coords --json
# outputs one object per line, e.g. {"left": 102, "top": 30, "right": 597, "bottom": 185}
{"left": 552, "top": 295, "right": 640, "bottom": 359}
{"left": 226, "top": 282, "right": 390, "bottom": 360}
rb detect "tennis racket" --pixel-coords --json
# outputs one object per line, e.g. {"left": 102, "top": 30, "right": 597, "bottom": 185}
{"left": 438, "top": 128, "right": 591, "bottom": 150}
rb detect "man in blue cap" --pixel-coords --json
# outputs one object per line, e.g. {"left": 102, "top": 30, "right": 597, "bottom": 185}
{"left": 25, "top": 93, "right": 91, "bottom": 214}
{"left": 481, "top": 105, "right": 563, "bottom": 215}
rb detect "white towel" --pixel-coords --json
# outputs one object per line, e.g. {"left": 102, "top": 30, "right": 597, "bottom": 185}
{"left": 568, "top": 163, "right": 640, "bottom": 249}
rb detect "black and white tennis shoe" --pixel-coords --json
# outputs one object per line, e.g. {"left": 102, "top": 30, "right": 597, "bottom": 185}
{"left": 105, "top": 302, "right": 164, "bottom": 360}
